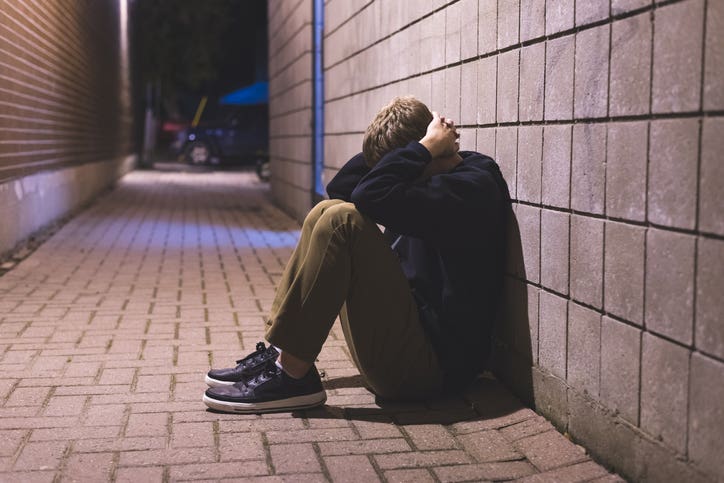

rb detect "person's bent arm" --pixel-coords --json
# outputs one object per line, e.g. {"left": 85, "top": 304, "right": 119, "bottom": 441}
{"left": 351, "top": 143, "right": 503, "bottom": 242}
{"left": 326, "top": 153, "right": 370, "bottom": 201}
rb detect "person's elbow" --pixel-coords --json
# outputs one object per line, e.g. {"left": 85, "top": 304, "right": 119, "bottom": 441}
{"left": 350, "top": 185, "right": 368, "bottom": 210}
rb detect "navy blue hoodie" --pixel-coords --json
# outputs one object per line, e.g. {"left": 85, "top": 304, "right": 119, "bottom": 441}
{"left": 327, "top": 141, "right": 510, "bottom": 391}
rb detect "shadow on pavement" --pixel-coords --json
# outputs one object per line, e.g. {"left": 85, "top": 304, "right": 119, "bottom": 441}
{"left": 300, "top": 375, "right": 526, "bottom": 426}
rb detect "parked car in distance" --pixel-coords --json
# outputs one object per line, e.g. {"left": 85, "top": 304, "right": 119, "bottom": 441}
{"left": 173, "top": 105, "right": 268, "bottom": 166}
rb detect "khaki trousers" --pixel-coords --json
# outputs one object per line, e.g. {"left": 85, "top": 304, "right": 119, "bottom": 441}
{"left": 265, "top": 199, "right": 444, "bottom": 400}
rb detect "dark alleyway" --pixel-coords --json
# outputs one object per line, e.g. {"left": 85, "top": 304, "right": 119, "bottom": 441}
{"left": 0, "top": 170, "right": 619, "bottom": 482}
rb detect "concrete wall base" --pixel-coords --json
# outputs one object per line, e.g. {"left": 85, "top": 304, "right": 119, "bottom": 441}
{"left": 0, "top": 156, "right": 136, "bottom": 257}
{"left": 493, "top": 352, "right": 713, "bottom": 482}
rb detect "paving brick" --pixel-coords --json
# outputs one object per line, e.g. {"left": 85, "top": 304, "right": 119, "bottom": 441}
{"left": 218, "top": 431, "right": 266, "bottom": 461}
{"left": 59, "top": 428, "right": 152, "bottom": 449}
{"left": 645, "top": 229, "right": 696, "bottom": 345}
{"left": 648, "top": 118, "right": 699, "bottom": 230}
{"left": 514, "top": 204, "right": 540, "bottom": 283}
{"left": 457, "top": 429, "right": 522, "bottom": 462}
{"left": 605, "top": 121, "right": 648, "bottom": 222}
{"left": 517, "top": 460, "right": 610, "bottom": 482}
{"left": 704, "top": 0, "right": 724, "bottom": 109}
{"left": 497, "top": 0, "right": 519, "bottom": 48}
{"left": 320, "top": 437, "right": 411, "bottom": 456}
{"left": 604, "top": 222, "right": 645, "bottom": 325}
{"left": 0, "top": 471, "right": 55, "bottom": 483}
{"left": 541, "top": 125, "right": 572, "bottom": 209}
{"left": 516, "top": 126, "right": 543, "bottom": 203}
{"left": 567, "top": 302, "right": 601, "bottom": 397}
{"left": 478, "top": 0, "right": 498, "bottom": 55}
{"left": 546, "top": 0, "right": 575, "bottom": 34}
{"left": 13, "top": 441, "right": 67, "bottom": 470}
{"left": 499, "top": 416, "right": 553, "bottom": 442}
{"left": 610, "top": 12, "right": 652, "bottom": 116}
{"left": 384, "top": 468, "right": 434, "bottom": 483}
{"left": 544, "top": 36, "right": 575, "bottom": 120}
{"left": 98, "top": 367, "right": 135, "bottom": 386}
{"left": 699, "top": 118, "right": 724, "bottom": 236}
{"left": 520, "top": 0, "right": 545, "bottom": 42}
{"left": 124, "top": 412, "right": 167, "bottom": 437}
{"left": 515, "top": 430, "right": 588, "bottom": 471}
{"left": 600, "top": 317, "right": 641, "bottom": 425}
{"left": 266, "top": 427, "right": 357, "bottom": 444}
{"left": 640, "top": 333, "right": 689, "bottom": 454}
{"left": 476, "top": 56, "right": 497, "bottom": 124}
{"left": 169, "top": 460, "right": 269, "bottom": 480}
{"left": 497, "top": 50, "right": 520, "bottom": 123}
{"left": 64, "top": 452, "right": 114, "bottom": 482}
{"left": 538, "top": 291, "right": 567, "bottom": 379}
{"left": 350, "top": 417, "right": 402, "bottom": 440}
{"left": 5, "top": 386, "right": 51, "bottom": 408}
{"left": 269, "top": 443, "right": 321, "bottom": 474}
{"left": 688, "top": 353, "right": 724, "bottom": 477}
{"left": 435, "top": 460, "right": 537, "bottom": 482}
{"left": 540, "top": 210, "right": 569, "bottom": 295}
{"left": 652, "top": 0, "right": 704, "bottom": 113}
{"left": 575, "top": 24, "right": 610, "bottom": 118}
{"left": 171, "top": 421, "right": 214, "bottom": 448}
{"left": 496, "top": 127, "right": 518, "bottom": 199}
{"left": 43, "top": 395, "right": 86, "bottom": 417}
{"left": 519, "top": 45, "right": 545, "bottom": 125}
{"left": 696, "top": 237, "right": 724, "bottom": 360}
{"left": 324, "top": 455, "right": 380, "bottom": 483}
{"left": 374, "top": 450, "right": 472, "bottom": 469}
{"left": 0, "top": 429, "right": 27, "bottom": 457}
{"left": 115, "top": 467, "right": 165, "bottom": 483}
{"left": 403, "top": 424, "right": 457, "bottom": 450}
{"left": 118, "top": 447, "right": 216, "bottom": 467}
{"left": 571, "top": 124, "right": 606, "bottom": 215}
{"left": 569, "top": 215, "right": 603, "bottom": 308}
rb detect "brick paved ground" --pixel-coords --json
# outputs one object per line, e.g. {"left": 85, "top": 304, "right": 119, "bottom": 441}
{"left": 0, "top": 170, "right": 622, "bottom": 482}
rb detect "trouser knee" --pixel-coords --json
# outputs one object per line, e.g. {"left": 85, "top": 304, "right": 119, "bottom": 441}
{"left": 316, "top": 202, "right": 366, "bottom": 231}
{"left": 303, "top": 199, "right": 345, "bottom": 230}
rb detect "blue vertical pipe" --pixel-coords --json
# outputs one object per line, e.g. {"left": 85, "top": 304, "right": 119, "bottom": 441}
{"left": 312, "top": 0, "right": 325, "bottom": 197}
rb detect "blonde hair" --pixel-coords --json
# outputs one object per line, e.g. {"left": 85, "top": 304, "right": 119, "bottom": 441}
{"left": 362, "top": 96, "right": 433, "bottom": 167}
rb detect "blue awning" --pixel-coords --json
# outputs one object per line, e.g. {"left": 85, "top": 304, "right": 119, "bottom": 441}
{"left": 219, "top": 81, "right": 268, "bottom": 105}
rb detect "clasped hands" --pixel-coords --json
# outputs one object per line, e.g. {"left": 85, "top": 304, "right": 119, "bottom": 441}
{"left": 419, "top": 111, "right": 460, "bottom": 159}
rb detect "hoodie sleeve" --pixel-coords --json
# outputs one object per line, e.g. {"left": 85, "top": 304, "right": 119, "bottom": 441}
{"left": 326, "top": 153, "right": 370, "bottom": 201}
{"left": 351, "top": 141, "right": 506, "bottom": 242}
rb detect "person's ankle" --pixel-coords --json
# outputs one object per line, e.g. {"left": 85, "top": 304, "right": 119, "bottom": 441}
{"left": 278, "top": 351, "right": 312, "bottom": 379}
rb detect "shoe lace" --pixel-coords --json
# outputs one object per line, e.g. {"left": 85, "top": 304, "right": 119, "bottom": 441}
{"left": 248, "top": 360, "right": 279, "bottom": 387}
{"left": 235, "top": 341, "right": 269, "bottom": 368}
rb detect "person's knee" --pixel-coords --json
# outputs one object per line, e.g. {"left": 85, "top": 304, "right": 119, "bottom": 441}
{"left": 318, "top": 202, "right": 366, "bottom": 229}
{"left": 304, "top": 199, "right": 345, "bottom": 228}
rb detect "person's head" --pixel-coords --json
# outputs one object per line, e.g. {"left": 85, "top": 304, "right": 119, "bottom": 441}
{"left": 362, "top": 96, "right": 433, "bottom": 167}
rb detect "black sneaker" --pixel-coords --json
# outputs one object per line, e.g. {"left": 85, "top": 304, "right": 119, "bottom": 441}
{"left": 205, "top": 342, "right": 279, "bottom": 387}
{"left": 202, "top": 361, "right": 327, "bottom": 413}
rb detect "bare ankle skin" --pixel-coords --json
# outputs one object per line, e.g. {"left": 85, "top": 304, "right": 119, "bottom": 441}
{"left": 278, "top": 350, "right": 312, "bottom": 379}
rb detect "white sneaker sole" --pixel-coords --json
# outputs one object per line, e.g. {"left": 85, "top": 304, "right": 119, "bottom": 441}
{"left": 203, "top": 391, "right": 327, "bottom": 414}
{"left": 205, "top": 375, "right": 237, "bottom": 388}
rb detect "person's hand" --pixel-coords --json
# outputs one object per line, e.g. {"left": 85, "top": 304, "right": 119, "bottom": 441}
{"left": 419, "top": 111, "right": 460, "bottom": 158}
